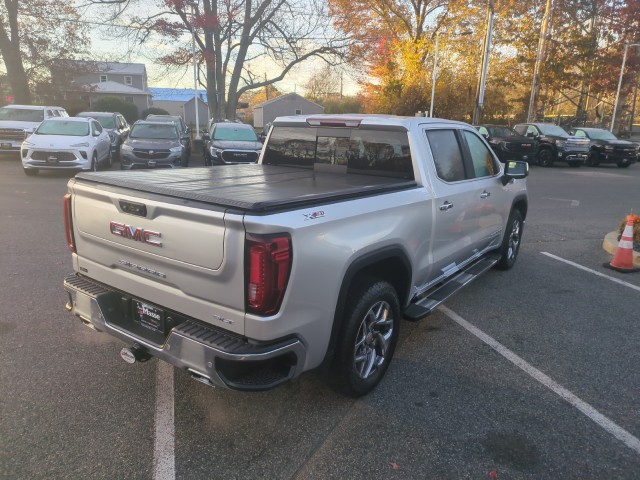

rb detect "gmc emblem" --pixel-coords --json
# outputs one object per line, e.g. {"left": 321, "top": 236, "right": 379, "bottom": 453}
{"left": 110, "top": 221, "right": 162, "bottom": 247}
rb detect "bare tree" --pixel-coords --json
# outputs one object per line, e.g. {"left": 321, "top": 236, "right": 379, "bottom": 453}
{"left": 304, "top": 65, "right": 340, "bottom": 101}
{"left": 91, "top": 0, "right": 350, "bottom": 120}
{"left": 0, "top": 0, "right": 89, "bottom": 104}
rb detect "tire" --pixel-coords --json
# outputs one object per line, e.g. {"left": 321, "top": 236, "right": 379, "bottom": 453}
{"left": 617, "top": 162, "right": 630, "bottom": 168}
{"left": 23, "top": 168, "right": 38, "bottom": 176}
{"left": 495, "top": 209, "right": 524, "bottom": 270}
{"left": 585, "top": 150, "right": 599, "bottom": 167}
{"left": 537, "top": 149, "right": 554, "bottom": 167}
{"left": 91, "top": 152, "right": 98, "bottom": 172}
{"left": 332, "top": 277, "right": 400, "bottom": 397}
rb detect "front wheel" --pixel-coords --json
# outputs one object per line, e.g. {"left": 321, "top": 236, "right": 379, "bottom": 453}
{"left": 332, "top": 278, "right": 400, "bottom": 397}
{"left": 537, "top": 149, "right": 554, "bottom": 167}
{"left": 495, "top": 209, "right": 524, "bottom": 270}
{"left": 617, "top": 161, "right": 630, "bottom": 168}
{"left": 90, "top": 151, "right": 98, "bottom": 172}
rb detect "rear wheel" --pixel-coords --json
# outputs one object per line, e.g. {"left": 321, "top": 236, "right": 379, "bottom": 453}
{"left": 617, "top": 161, "right": 630, "bottom": 168}
{"left": 538, "top": 149, "right": 554, "bottom": 167}
{"left": 332, "top": 277, "right": 400, "bottom": 397}
{"left": 495, "top": 209, "right": 523, "bottom": 270}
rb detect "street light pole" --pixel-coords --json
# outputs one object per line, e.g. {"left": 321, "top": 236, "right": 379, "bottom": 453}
{"left": 189, "top": 1, "right": 201, "bottom": 140}
{"left": 611, "top": 42, "right": 640, "bottom": 133}
{"left": 527, "top": 0, "right": 553, "bottom": 122}
{"left": 430, "top": 33, "right": 440, "bottom": 118}
{"left": 473, "top": 0, "right": 494, "bottom": 125}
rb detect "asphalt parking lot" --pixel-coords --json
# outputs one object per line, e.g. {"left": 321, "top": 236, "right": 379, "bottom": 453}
{"left": 1, "top": 153, "right": 639, "bottom": 479}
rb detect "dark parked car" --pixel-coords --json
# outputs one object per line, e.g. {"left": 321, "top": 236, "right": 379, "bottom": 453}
{"left": 145, "top": 114, "right": 191, "bottom": 165}
{"left": 119, "top": 120, "right": 187, "bottom": 169}
{"left": 513, "top": 122, "right": 590, "bottom": 167}
{"left": 568, "top": 127, "right": 637, "bottom": 168}
{"left": 77, "top": 111, "right": 130, "bottom": 160}
{"left": 476, "top": 124, "right": 537, "bottom": 163}
{"left": 202, "top": 121, "right": 262, "bottom": 166}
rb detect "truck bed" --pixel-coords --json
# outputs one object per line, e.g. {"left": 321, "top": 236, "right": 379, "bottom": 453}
{"left": 74, "top": 164, "right": 417, "bottom": 213}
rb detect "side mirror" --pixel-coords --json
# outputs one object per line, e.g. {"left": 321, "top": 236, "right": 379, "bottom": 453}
{"left": 501, "top": 160, "right": 529, "bottom": 185}
{"left": 202, "top": 134, "right": 210, "bottom": 141}
{"left": 480, "top": 132, "right": 489, "bottom": 139}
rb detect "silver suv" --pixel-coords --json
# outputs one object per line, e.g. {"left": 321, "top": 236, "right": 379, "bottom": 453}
{"left": 77, "top": 112, "right": 130, "bottom": 160}
{"left": 0, "top": 105, "right": 68, "bottom": 153}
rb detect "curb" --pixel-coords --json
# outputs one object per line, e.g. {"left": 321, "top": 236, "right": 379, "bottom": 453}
{"left": 602, "top": 231, "right": 640, "bottom": 267}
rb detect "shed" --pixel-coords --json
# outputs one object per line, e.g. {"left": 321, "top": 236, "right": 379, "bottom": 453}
{"left": 149, "top": 87, "right": 209, "bottom": 130}
{"left": 253, "top": 93, "right": 324, "bottom": 128}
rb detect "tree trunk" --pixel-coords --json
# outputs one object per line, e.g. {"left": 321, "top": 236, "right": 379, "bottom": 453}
{"left": 0, "top": 1, "right": 32, "bottom": 104}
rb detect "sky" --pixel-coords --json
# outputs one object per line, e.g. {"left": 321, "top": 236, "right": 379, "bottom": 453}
{"left": 83, "top": 1, "right": 360, "bottom": 98}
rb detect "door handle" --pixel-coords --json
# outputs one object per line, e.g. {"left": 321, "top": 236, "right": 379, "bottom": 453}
{"left": 480, "top": 191, "right": 491, "bottom": 199}
{"left": 439, "top": 201, "right": 453, "bottom": 211}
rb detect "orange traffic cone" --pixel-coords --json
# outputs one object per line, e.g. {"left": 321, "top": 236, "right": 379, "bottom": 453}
{"left": 605, "top": 214, "right": 640, "bottom": 273}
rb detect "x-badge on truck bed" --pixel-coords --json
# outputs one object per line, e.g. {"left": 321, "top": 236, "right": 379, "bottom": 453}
{"left": 63, "top": 114, "right": 529, "bottom": 397}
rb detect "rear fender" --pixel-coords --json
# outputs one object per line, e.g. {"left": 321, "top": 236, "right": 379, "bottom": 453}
{"left": 323, "top": 246, "right": 412, "bottom": 364}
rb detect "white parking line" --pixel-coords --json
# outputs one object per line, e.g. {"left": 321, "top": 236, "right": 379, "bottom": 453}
{"left": 153, "top": 362, "right": 175, "bottom": 480}
{"left": 438, "top": 305, "right": 640, "bottom": 456}
{"left": 541, "top": 252, "right": 640, "bottom": 293}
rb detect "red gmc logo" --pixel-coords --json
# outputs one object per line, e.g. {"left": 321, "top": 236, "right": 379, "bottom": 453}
{"left": 109, "top": 221, "right": 162, "bottom": 247}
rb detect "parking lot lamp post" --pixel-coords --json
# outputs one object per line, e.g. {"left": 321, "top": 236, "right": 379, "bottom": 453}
{"left": 472, "top": 0, "right": 495, "bottom": 126}
{"left": 611, "top": 42, "right": 640, "bottom": 133}
{"left": 429, "top": 33, "right": 441, "bottom": 118}
{"left": 188, "top": 1, "right": 201, "bottom": 140}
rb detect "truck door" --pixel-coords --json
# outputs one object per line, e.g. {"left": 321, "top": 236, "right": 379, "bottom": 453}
{"left": 421, "top": 127, "right": 505, "bottom": 285}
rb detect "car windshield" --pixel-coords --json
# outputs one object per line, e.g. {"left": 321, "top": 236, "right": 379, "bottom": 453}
{"left": 0, "top": 107, "right": 44, "bottom": 122}
{"left": 35, "top": 120, "right": 89, "bottom": 136}
{"left": 488, "top": 126, "right": 513, "bottom": 138}
{"left": 538, "top": 124, "right": 569, "bottom": 136}
{"left": 586, "top": 129, "right": 617, "bottom": 141}
{"left": 213, "top": 125, "right": 258, "bottom": 142}
{"left": 87, "top": 115, "right": 116, "bottom": 129}
{"left": 130, "top": 124, "right": 178, "bottom": 139}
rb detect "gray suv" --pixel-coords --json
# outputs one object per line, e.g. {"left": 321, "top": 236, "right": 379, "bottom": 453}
{"left": 119, "top": 120, "right": 187, "bottom": 169}
{"left": 145, "top": 114, "right": 191, "bottom": 165}
{"left": 77, "top": 111, "right": 130, "bottom": 160}
{"left": 203, "top": 121, "right": 262, "bottom": 166}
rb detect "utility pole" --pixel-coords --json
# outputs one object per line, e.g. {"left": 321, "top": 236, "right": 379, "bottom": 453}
{"left": 472, "top": 0, "right": 494, "bottom": 125}
{"left": 527, "top": 0, "right": 553, "bottom": 122}
{"left": 611, "top": 42, "right": 640, "bottom": 132}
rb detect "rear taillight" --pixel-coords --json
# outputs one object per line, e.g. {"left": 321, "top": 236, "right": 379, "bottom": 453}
{"left": 63, "top": 193, "right": 76, "bottom": 253}
{"left": 246, "top": 233, "right": 292, "bottom": 316}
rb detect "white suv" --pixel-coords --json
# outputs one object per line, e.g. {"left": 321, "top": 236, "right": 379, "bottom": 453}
{"left": 0, "top": 104, "right": 68, "bottom": 153}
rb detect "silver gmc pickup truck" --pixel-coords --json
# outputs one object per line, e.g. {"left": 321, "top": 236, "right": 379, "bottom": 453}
{"left": 63, "top": 115, "right": 528, "bottom": 396}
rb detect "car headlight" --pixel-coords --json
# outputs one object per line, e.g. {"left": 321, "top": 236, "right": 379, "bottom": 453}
{"left": 555, "top": 139, "right": 566, "bottom": 148}
{"left": 169, "top": 146, "right": 183, "bottom": 153}
{"left": 108, "top": 132, "right": 117, "bottom": 144}
{"left": 71, "top": 142, "right": 90, "bottom": 148}
{"left": 121, "top": 144, "right": 133, "bottom": 152}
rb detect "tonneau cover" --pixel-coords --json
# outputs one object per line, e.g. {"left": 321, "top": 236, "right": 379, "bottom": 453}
{"left": 75, "top": 165, "right": 416, "bottom": 213}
